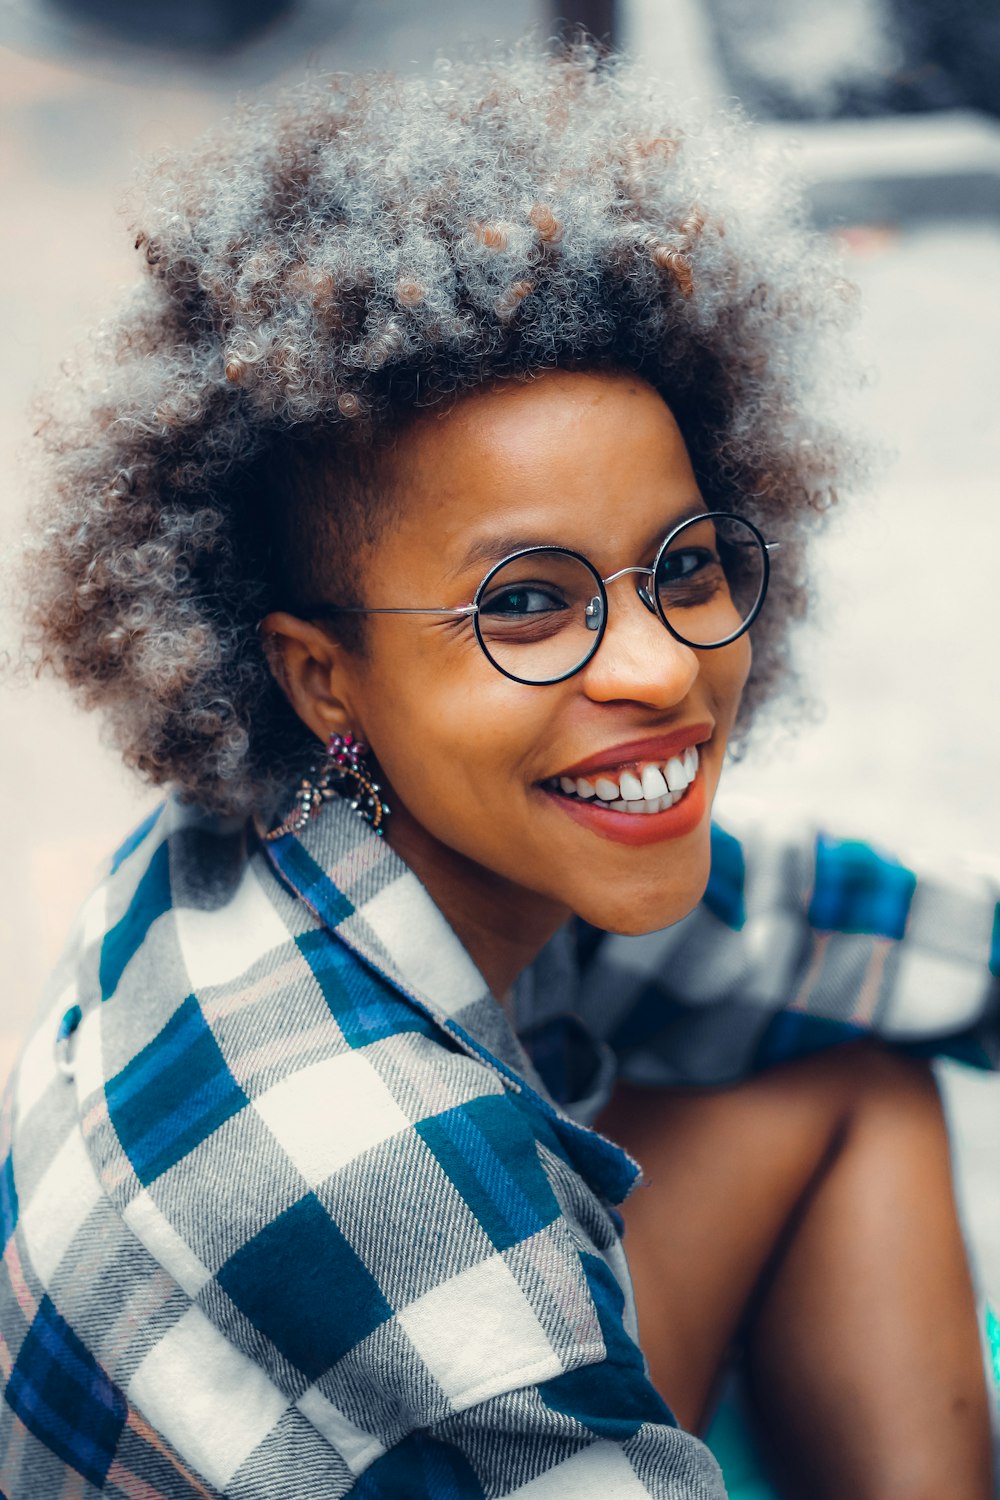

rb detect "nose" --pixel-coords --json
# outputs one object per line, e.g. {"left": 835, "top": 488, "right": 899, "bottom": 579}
{"left": 580, "top": 580, "right": 699, "bottom": 707}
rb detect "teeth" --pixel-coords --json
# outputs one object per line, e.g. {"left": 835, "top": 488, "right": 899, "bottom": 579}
{"left": 641, "top": 764, "right": 668, "bottom": 799}
{"left": 618, "top": 770, "right": 644, "bottom": 801}
{"left": 665, "top": 756, "right": 687, "bottom": 793}
{"left": 549, "top": 745, "right": 702, "bottom": 812}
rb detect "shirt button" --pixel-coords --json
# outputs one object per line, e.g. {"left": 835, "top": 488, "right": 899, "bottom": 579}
{"left": 56, "top": 1005, "right": 82, "bottom": 1042}
{"left": 54, "top": 1003, "right": 83, "bottom": 1080}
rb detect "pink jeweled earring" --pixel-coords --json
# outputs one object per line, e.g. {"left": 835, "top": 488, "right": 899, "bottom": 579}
{"left": 261, "top": 732, "right": 389, "bottom": 841}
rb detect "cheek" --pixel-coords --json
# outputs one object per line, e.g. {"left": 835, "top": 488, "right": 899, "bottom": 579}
{"left": 352, "top": 629, "right": 547, "bottom": 810}
{"left": 708, "top": 637, "right": 752, "bottom": 728}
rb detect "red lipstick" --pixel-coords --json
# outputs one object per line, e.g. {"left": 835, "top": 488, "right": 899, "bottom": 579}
{"left": 552, "top": 723, "right": 713, "bottom": 781}
{"left": 545, "top": 770, "right": 706, "bottom": 846}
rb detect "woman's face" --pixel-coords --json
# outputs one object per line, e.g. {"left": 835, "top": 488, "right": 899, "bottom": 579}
{"left": 318, "top": 370, "right": 751, "bottom": 937}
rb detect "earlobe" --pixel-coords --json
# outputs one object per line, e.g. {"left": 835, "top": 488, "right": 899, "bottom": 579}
{"left": 259, "top": 610, "right": 358, "bottom": 745}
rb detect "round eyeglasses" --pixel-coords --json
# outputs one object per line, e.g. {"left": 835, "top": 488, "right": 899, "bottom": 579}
{"left": 298, "top": 510, "right": 777, "bottom": 687}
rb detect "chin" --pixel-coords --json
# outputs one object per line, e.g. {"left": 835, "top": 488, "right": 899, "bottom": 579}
{"left": 564, "top": 822, "right": 714, "bottom": 934}
{"left": 568, "top": 873, "right": 710, "bottom": 936}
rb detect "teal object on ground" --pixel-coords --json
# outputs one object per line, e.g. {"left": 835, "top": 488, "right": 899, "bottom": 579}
{"left": 987, "top": 1302, "right": 1000, "bottom": 1406}
{"left": 704, "top": 1392, "right": 782, "bottom": 1500}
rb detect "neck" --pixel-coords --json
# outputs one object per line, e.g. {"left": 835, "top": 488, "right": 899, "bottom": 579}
{"left": 384, "top": 804, "right": 570, "bottom": 1003}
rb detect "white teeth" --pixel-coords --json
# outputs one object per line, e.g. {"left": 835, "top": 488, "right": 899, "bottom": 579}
{"left": 641, "top": 764, "right": 668, "bottom": 799}
{"left": 618, "top": 770, "right": 644, "bottom": 801}
{"left": 604, "top": 790, "right": 680, "bottom": 815}
{"left": 665, "top": 756, "right": 688, "bottom": 793}
{"left": 550, "top": 750, "right": 701, "bottom": 811}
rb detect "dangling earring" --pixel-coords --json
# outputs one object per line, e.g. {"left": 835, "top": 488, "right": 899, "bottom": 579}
{"left": 323, "top": 731, "right": 390, "bottom": 835}
{"left": 261, "top": 732, "right": 389, "bottom": 841}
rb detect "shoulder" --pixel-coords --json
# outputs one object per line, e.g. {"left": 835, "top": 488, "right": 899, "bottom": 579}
{"left": 575, "top": 801, "right": 1000, "bottom": 1087}
{"left": 4, "top": 804, "right": 625, "bottom": 1491}
{"left": 82, "top": 961, "right": 608, "bottom": 1418}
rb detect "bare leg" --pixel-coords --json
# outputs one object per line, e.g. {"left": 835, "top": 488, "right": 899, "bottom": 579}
{"left": 596, "top": 1042, "right": 993, "bottom": 1499}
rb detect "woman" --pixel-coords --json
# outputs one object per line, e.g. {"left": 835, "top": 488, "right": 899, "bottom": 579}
{"left": 3, "top": 46, "right": 996, "bottom": 1499}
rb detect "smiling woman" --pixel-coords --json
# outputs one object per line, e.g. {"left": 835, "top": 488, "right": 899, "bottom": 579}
{"left": 20, "top": 48, "right": 856, "bottom": 822}
{"left": 263, "top": 373, "right": 755, "bottom": 960}
{"left": 4, "top": 43, "right": 996, "bottom": 1500}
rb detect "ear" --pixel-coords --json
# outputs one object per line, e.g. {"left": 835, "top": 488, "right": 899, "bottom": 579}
{"left": 260, "top": 611, "right": 360, "bottom": 746}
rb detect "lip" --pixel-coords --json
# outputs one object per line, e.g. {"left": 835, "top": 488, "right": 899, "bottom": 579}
{"left": 549, "top": 722, "right": 713, "bottom": 781}
{"left": 543, "top": 769, "right": 707, "bottom": 846}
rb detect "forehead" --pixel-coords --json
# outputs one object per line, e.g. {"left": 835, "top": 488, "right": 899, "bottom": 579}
{"left": 380, "top": 369, "right": 700, "bottom": 571}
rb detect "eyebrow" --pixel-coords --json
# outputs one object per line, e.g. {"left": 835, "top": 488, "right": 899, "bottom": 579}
{"left": 451, "top": 499, "right": 708, "bottom": 578}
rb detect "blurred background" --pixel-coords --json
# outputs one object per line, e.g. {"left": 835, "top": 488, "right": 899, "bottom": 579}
{"left": 1, "top": 0, "right": 998, "bottom": 1450}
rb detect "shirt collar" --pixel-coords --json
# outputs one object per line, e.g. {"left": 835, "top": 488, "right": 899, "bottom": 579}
{"left": 258, "top": 798, "right": 641, "bottom": 1205}
{"left": 260, "top": 797, "right": 547, "bottom": 1073}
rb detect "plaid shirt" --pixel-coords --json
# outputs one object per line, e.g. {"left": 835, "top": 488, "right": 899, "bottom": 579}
{"left": 1, "top": 795, "right": 996, "bottom": 1498}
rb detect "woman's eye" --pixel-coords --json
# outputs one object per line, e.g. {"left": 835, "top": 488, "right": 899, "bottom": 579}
{"left": 480, "top": 586, "right": 568, "bottom": 616}
{"left": 661, "top": 547, "right": 714, "bottom": 580}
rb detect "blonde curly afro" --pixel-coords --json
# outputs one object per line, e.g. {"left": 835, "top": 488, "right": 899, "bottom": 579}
{"left": 22, "top": 45, "right": 863, "bottom": 818}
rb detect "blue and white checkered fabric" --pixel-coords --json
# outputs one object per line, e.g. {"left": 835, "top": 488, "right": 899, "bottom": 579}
{"left": 1, "top": 794, "right": 996, "bottom": 1496}
{"left": 557, "top": 809, "right": 999, "bottom": 1093}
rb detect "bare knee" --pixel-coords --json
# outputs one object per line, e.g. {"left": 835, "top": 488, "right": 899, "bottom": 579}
{"left": 825, "top": 1042, "right": 943, "bottom": 1148}
{"left": 602, "top": 1043, "right": 942, "bottom": 1194}
{"left": 832, "top": 1038, "right": 937, "bottom": 1096}
{"left": 748, "top": 1040, "right": 942, "bottom": 1143}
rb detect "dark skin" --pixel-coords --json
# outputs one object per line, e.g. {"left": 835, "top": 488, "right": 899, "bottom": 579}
{"left": 265, "top": 370, "right": 993, "bottom": 1497}
{"left": 266, "top": 372, "right": 750, "bottom": 997}
{"left": 598, "top": 1050, "right": 993, "bottom": 1499}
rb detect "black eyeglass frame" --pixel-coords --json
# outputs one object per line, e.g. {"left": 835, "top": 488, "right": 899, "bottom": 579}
{"left": 295, "top": 509, "right": 777, "bottom": 688}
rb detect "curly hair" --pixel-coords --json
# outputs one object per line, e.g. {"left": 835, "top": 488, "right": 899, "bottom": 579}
{"left": 21, "top": 44, "right": 864, "bottom": 819}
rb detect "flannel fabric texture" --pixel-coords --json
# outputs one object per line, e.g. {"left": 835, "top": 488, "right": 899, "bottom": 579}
{"left": 1, "top": 793, "right": 997, "bottom": 1498}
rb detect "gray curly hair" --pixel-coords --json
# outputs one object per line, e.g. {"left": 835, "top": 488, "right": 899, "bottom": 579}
{"left": 22, "top": 45, "right": 862, "bottom": 819}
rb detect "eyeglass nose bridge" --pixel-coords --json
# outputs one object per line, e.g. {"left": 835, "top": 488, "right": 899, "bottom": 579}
{"left": 584, "top": 564, "right": 659, "bottom": 632}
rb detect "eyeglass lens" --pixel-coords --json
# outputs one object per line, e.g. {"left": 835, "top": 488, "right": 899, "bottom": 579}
{"left": 655, "top": 513, "right": 767, "bottom": 648}
{"left": 475, "top": 550, "right": 604, "bottom": 684}
{"left": 474, "top": 514, "right": 766, "bottom": 684}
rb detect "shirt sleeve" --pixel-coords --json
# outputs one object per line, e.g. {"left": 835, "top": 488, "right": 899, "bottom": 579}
{"left": 339, "top": 1243, "right": 725, "bottom": 1497}
{"left": 70, "top": 980, "right": 723, "bottom": 1498}
{"left": 109, "top": 1185, "right": 724, "bottom": 1500}
{"left": 4, "top": 808, "right": 722, "bottom": 1499}
{"left": 574, "top": 804, "right": 1000, "bottom": 1087}
{"left": 282, "top": 1070, "right": 726, "bottom": 1500}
